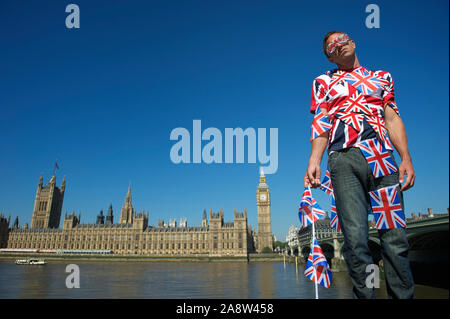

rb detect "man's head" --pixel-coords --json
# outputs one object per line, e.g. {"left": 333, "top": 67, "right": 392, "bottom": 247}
{"left": 323, "top": 31, "right": 357, "bottom": 66}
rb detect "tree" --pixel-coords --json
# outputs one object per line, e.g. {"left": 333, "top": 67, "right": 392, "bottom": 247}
{"left": 273, "top": 241, "right": 288, "bottom": 250}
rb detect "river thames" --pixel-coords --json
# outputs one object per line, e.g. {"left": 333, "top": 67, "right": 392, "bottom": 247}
{"left": 0, "top": 260, "right": 447, "bottom": 299}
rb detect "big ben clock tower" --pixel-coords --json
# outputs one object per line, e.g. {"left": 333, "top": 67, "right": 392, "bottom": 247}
{"left": 256, "top": 167, "right": 273, "bottom": 252}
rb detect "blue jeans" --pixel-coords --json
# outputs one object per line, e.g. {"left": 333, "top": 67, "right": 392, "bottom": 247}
{"left": 328, "top": 147, "right": 414, "bottom": 299}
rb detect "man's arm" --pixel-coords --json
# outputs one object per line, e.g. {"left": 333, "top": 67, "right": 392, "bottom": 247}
{"left": 384, "top": 105, "right": 415, "bottom": 191}
{"left": 304, "top": 131, "right": 329, "bottom": 188}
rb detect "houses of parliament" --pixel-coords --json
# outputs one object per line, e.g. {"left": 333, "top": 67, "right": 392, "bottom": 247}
{"left": 1, "top": 169, "right": 273, "bottom": 256}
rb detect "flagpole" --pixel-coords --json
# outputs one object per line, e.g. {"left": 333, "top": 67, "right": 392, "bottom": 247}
{"left": 312, "top": 219, "right": 319, "bottom": 299}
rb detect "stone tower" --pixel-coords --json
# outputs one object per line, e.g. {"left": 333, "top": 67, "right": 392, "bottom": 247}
{"left": 133, "top": 210, "right": 148, "bottom": 231}
{"left": 105, "top": 204, "right": 114, "bottom": 225}
{"left": 256, "top": 167, "right": 273, "bottom": 252}
{"left": 31, "top": 175, "right": 65, "bottom": 229}
{"left": 0, "top": 214, "right": 10, "bottom": 248}
{"left": 119, "top": 184, "right": 134, "bottom": 224}
{"left": 202, "top": 209, "right": 208, "bottom": 227}
{"left": 96, "top": 210, "right": 105, "bottom": 225}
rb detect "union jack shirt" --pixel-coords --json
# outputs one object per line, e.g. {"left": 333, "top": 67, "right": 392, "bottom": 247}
{"left": 310, "top": 66, "right": 400, "bottom": 153}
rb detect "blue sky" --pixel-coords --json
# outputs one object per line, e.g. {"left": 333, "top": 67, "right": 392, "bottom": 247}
{"left": 0, "top": 0, "right": 448, "bottom": 241}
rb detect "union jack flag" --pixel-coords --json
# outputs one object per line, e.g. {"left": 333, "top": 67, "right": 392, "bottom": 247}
{"left": 369, "top": 184, "right": 406, "bottom": 229}
{"left": 299, "top": 202, "right": 327, "bottom": 228}
{"left": 300, "top": 186, "right": 314, "bottom": 206}
{"left": 354, "top": 138, "right": 397, "bottom": 178}
{"left": 330, "top": 195, "right": 341, "bottom": 231}
{"left": 311, "top": 238, "right": 328, "bottom": 266}
{"left": 298, "top": 187, "right": 327, "bottom": 227}
{"left": 329, "top": 70, "right": 347, "bottom": 88}
{"left": 366, "top": 115, "right": 394, "bottom": 150}
{"left": 304, "top": 239, "right": 332, "bottom": 288}
{"left": 320, "top": 169, "right": 333, "bottom": 195}
{"left": 342, "top": 68, "right": 386, "bottom": 96}
{"left": 334, "top": 111, "right": 364, "bottom": 132}
{"left": 310, "top": 107, "right": 332, "bottom": 141}
{"left": 338, "top": 90, "right": 371, "bottom": 116}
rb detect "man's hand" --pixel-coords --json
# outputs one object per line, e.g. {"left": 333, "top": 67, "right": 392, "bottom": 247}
{"left": 304, "top": 163, "right": 321, "bottom": 188}
{"left": 398, "top": 158, "right": 415, "bottom": 191}
{"left": 304, "top": 129, "right": 329, "bottom": 188}
{"left": 304, "top": 108, "right": 329, "bottom": 188}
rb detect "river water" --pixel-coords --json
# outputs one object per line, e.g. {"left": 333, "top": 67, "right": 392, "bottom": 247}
{"left": 0, "top": 260, "right": 447, "bottom": 299}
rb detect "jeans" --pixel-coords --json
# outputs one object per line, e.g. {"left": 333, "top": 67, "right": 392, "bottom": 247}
{"left": 328, "top": 147, "right": 414, "bottom": 299}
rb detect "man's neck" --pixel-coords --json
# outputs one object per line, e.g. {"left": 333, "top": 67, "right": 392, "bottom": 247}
{"left": 336, "top": 55, "right": 361, "bottom": 71}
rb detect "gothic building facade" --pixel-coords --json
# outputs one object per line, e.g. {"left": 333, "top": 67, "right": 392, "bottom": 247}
{"left": 4, "top": 170, "right": 273, "bottom": 256}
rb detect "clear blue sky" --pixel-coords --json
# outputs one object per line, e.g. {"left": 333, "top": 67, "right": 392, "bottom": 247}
{"left": 0, "top": 0, "right": 448, "bottom": 241}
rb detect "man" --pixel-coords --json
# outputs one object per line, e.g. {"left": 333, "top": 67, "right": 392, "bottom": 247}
{"left": 304, "top": 31, "right": 415, "bottom": 298}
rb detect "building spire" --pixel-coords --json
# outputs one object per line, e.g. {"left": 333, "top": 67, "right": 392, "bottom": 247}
{"left": 120, "top": 183, "right": 134, "bottom": 224}
{"left": 126, "top": 182, "right": 132, "bottom": 202}
{"left": 259, "top": 166, "right": 266, "bottom": 184}
{"left": 53, "top": 159, "right": 59, "bottom": 177}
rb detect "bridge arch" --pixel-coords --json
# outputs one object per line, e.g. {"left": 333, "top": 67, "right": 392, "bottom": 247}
{"left": 301, "top": 246, "right": 310, "bottom": 261}
{"left": 336, "top": 238, "right": 382, "bottom": 265}
{"left": 321, "top": 242, "right": 334, "bottom": 265}
{"left": 406, "top": 229, "right": 448, "bottom": 288}
{"left": 407, "top": 230, "right": 448, "bottom": 250}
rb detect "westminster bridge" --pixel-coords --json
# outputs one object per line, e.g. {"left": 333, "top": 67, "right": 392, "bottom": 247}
{"left": 298, "top": 215, "right": 449, "bottom": 288}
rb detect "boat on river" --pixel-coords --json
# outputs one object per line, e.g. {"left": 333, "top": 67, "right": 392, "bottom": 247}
{"left": 15, "top": 259, "right": 47, "bottom": 265}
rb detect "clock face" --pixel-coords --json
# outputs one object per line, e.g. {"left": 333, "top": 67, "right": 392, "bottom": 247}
{"left": 260, "top": 194, "right": 267, "bottom": 201}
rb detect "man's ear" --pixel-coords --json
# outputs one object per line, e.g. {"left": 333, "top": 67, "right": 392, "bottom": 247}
{"left": 327, "top": 56, "right": 335, "bottom": 63}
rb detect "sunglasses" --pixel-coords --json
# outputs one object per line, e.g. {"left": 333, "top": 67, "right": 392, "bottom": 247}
{"left": 326, "top": 34, "right": 351, "bottom": 56}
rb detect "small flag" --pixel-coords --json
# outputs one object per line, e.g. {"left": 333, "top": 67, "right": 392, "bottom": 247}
{"left": 298, "top": 187, "right": 327, "bottom": 228}
{"left": 329, "top": 194, "right": 341, "bottom": 231}
{"left": 354, "top": 138, "right": 397, "bottom": 178}
{"left": 369, "top": 184, "right": 406, "bottom": 229}
{"left": 304, "top": 239, "right": 332, "bottom": 288}
{"left": 320, "top": 168, "right": 333, "bottom": 195}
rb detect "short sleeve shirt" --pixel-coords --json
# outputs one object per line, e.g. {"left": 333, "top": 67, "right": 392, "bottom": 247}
{"left": 310, "top": 66, "right": 400, "bottom": 153}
